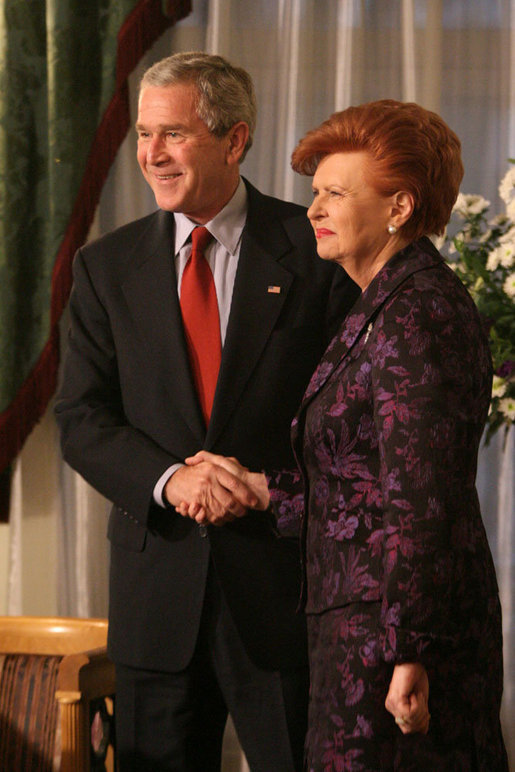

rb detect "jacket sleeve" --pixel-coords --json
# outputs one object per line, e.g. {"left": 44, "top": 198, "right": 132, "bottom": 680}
{"left": 264, "top": 469, "right": 305, "bottom": 538}
{"left": 55, "top": 248, "right": 179, "bottom": 525}
{"left": 369, "top": 276, "right": 493, "bottom": 666}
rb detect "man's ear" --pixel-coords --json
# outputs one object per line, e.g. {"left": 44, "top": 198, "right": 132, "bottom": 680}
{"left": 390, "top": 190, "right": 415, "bottom": 228}
{"left": 226, "top": 122, "right": 249, "bottom": 165}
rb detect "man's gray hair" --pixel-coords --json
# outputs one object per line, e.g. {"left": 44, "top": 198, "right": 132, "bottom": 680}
{"left": 140, "top": 51, "right": 257, "bottom": 161}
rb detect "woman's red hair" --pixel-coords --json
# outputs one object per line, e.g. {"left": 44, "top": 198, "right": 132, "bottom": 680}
{"left": 291, "top": 100, "right": 463, "bottom": 241}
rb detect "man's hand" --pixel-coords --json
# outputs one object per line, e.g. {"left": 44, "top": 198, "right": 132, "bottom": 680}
{"left": 385, "top": 662, "right": 430, "bottom": 735}
{"left": 164, "top": 460, "right": 259, "bottom": 526}
{"left": 186, "top": 451, "right": 270, "bottom": 509}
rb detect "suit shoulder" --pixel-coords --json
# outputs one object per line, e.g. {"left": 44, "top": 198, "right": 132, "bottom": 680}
{"left": 379, "top": 261, "right": 490, "bottom": 361}
{"left": 246, "top": 183, "right": 316, "bottom": 253}
{"left": 73, "top": 210, "right": 172, "bottom": 286}
{"left": 260, "top": 192, "right": 307, "bottom": 217}
{"left": 244, "top": 180, "right": 308, "bottom": 220}
{"left": 386, "top": 257, "right": 479, "bottom": 316}
{"left": 253, "top": 191, "right": 309, "bottom": 226}
{"left": 79, "top": 210, "right": 164, "bottom": 258}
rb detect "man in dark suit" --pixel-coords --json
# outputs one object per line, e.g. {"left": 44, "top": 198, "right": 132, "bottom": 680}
{"left": 55, "top": 52, "right": 358, "bottom": 771}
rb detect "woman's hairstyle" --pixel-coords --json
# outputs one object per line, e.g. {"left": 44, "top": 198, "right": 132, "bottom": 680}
{"left": 291, "top": 99, "right": 464, "bottom": 240}
{"left": 140, "top": 51, "right": 257, "bottom": 161}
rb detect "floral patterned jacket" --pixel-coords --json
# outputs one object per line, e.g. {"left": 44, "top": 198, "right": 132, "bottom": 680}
{"left": 269, "top": 237, "right": 502, "bottom": 666}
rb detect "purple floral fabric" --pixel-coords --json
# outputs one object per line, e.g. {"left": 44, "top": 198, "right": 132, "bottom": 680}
{"left": 269, "top": 238, "right": 508, "bottom": 770}
{"left": 305, "top": 600, "right": 506, "bottom": 771}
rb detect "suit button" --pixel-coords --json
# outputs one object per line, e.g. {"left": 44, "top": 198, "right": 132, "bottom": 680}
{"left": 198, "top": 524, "right": 208, "bottom": 538}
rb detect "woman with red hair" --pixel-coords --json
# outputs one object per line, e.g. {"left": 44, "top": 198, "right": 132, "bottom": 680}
{"left": 183, "top": 101, "right": 508, "bottom": 771}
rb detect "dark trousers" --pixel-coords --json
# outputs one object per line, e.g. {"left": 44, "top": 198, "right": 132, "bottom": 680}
{"left": 115, "top": 565, "right": 308, "bottom": 771}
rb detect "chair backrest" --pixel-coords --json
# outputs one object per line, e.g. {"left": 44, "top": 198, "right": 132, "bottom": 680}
{"left": 0, "top": 616, "right": 108, "bottom": 655}
{"left": 0, "top": 616, "right": 113, "bottom": 772}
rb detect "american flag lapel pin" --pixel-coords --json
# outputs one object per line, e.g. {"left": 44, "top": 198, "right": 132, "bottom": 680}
{"left": 268, "top": 285, "right": 281, "bottom": 294}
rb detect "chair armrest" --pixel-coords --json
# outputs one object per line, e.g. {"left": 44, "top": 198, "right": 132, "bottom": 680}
{"left": 57, "top": 648, "right": 115, "bottom": 700}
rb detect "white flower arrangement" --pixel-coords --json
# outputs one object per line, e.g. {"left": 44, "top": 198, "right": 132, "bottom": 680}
{"left": 443, "top": 162, "right": 515, "bottom": 442}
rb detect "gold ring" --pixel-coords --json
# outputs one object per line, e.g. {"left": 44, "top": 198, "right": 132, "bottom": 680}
{"left": 395, "top": 716, "right": 408, "bottom": 726}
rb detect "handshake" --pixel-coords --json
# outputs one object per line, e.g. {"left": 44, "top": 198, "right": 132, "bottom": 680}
{"left": 164, "top": 451, "right": 271, "bottom": 526}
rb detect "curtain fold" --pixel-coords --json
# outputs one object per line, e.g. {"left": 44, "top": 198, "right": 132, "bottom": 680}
{"left": 5, "top": 1, "right": 514, "bottom": 769}
{"left": 0, "top": 0, "right": 192, "bottom": 518}
{"left": 401, "top": 0, "right": 417, "bottom": 99}
{"left": 333, "top": 1, "right": 354, "bottom": 111}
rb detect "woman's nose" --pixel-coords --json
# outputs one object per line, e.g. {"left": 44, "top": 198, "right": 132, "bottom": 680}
{"left": 307, "top": 198, "right": 321, "bottom": 221}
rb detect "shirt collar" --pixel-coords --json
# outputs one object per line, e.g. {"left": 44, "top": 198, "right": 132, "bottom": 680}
{"left": 173, "top": 178, "right": 248, "bottom": 255}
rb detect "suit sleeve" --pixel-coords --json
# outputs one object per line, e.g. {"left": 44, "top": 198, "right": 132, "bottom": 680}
{"left": 55, "top": 249, "right": 179, "bottom": 525}
{"left": 369, "top": 279, "right": 492, "bottom": 665}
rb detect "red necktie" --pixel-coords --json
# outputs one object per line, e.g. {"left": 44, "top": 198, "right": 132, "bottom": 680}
{"left": 180, "top": 227, "right": 221, "bottom": 425}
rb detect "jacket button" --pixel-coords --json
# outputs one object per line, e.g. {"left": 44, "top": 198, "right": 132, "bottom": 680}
{"left": 198, "top": 524, "right": 208, "bottom": 538}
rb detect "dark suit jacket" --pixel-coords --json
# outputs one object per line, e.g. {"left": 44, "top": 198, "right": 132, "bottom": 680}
{"left": 55, "top": 179, "right": 359, "bottom": 672}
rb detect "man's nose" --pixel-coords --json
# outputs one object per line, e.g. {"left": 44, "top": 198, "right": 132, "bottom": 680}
{"left": 147, "top": 136, "right": 168, "bottom": 164}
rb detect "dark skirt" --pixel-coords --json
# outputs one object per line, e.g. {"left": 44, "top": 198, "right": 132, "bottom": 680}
{"left": 305, "top": 602, "right": 508, "bottom": 772}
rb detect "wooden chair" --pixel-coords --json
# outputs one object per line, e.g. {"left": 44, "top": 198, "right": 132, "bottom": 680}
{"left": 0, "top": 616, "right": 115, "bottom": 771}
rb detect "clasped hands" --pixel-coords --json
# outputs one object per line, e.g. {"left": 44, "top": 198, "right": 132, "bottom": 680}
{"left": 164, "top": 451, "right": 270, "bottom": 526}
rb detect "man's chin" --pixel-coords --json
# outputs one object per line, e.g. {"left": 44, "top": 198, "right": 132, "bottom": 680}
{"left": 153, "top": 193, "right": 184, "bottom": 213}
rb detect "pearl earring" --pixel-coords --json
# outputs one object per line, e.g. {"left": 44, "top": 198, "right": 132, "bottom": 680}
{"left": 388, "top": 224, "right": 397, "bottom": 234}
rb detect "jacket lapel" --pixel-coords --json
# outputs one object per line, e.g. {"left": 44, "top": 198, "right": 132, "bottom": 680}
{"left": 118, "top": 191, "right": 298, "bottom": 449}
{"left": 120, "top": 210, "right": 205, "bottom": 442}
{"left": 298, "top": 238, "right": 444, "bottom": 410}
{"left": 206, "top": 183, "right": 297, "bottom": 447}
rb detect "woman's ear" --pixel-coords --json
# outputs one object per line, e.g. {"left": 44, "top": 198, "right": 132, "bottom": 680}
{"left": 390, "top": 191, "right": 415, "bottom": 228}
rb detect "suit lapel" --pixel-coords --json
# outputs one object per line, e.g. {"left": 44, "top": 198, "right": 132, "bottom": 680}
{"left": 118, "top": 197, "right": 300, "bottom": 449}
{"left": 120, "top": 210, "right": 205, "bottom": 441}
{"left": 206, "top": 184, "right": 297, "bottom": 447}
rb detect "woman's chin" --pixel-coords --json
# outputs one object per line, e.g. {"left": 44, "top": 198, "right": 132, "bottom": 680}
{"left": 316, "top": 248, "right": 339, "bottom": 263}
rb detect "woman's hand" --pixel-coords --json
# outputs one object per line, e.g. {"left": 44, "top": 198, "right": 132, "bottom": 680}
{"left": 174, "top": 450, "right": 270, "bottom": 524}
{"left": 385, "top": 662, "right": 430, "bottom": 735}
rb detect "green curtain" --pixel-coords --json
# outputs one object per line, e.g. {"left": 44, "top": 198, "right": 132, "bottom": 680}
{"left": 0, "top": 0, "right": 191, "bottom": 508}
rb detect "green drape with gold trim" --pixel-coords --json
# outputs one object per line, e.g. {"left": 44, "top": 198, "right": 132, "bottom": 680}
{"left": 0, "top": 0, "right": 191, "bottom": 515}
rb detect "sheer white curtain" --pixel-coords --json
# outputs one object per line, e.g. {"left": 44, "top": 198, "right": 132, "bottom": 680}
{"left": 7, "top": 1, "right": 514, "bottom": 768}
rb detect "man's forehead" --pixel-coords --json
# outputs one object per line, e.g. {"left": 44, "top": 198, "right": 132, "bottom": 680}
{"left": 138, "top": 81, "right": 198, "bottom": 107}
{"left": 137, "top": 84, "right": 202, "bottom": 122}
